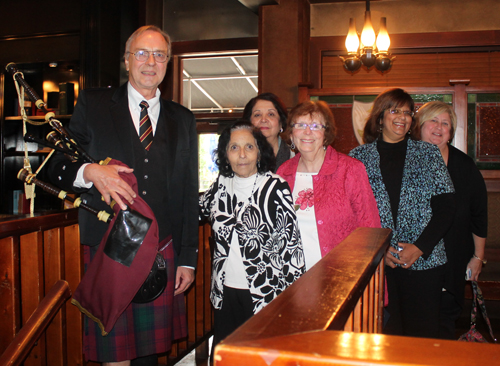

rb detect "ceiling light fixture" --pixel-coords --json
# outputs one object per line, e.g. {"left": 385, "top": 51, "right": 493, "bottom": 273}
{"left": 340, "top": 0, "right": 395, "bottom": 73}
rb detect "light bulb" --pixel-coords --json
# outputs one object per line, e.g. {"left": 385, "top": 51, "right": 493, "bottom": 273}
{"left": 345, "top": 18, "right": 360, "bottom": 54}
{"left": 360, "top": 11, "right": 376, "bottom": 48}
{"left": 376, "top": 17, "right": 390, "bottom": 53}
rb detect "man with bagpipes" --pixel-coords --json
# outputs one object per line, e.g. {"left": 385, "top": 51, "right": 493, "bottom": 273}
{"left": 48, "top": 25, "right": 199, "bottom": 366}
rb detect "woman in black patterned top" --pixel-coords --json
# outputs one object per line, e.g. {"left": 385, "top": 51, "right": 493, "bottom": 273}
{"left": 200, "top": 121, "right": 305, "bottom": 353}
{"left": 417, "top": 101, "right": 487, "bottom": 339}
{"left": 350, "top": 89, "right": 455, "bottom": 338}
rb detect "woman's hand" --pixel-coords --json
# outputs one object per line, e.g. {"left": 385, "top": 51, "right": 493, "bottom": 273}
{"left": 466, "top": 257, "right": 483, "bottom": 281}
{"left": 385, "top": 246, "right": 405, "bottom": 268}
{"left": 398, "top": 243, "right": 423, "bottom": 268}
{"left": 467, "top": 234, "right": 486, "bottom": 281}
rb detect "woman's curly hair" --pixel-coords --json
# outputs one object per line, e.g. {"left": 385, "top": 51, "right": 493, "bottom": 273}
{"left": 215, "top": 121, "right": 276, "bottom": 177}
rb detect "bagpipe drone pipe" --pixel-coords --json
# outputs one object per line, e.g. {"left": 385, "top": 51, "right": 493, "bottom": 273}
{"left": 6, "top": 62, "right": 168, "bottom": 335}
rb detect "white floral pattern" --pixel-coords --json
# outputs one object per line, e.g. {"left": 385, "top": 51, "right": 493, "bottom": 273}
{"left": 200, "top": 173, "right": 305, "bottom": 313}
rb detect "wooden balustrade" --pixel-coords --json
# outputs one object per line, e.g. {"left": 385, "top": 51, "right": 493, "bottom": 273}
{"left": 0, "top": 280, "right": 71, "bottom": 366}
{"left": 0, "top": 210, "right": 81, "bottom": 366}
{"left": 215, "top": 227, "right": 500, "bottom": 366}
{"left": 0, "top": 210, "right": 213, "bottom": 365}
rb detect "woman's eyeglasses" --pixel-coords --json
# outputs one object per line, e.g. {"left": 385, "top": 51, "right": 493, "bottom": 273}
{"left": 387, "top": 108, "right": 414, "bottom": 117}
{"left": 292, "top": 123, "right": 326, "bottom": 131}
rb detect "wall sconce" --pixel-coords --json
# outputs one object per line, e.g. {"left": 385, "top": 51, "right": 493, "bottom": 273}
{"left": 340, "top": 1, "right": 395, "bottom": 73}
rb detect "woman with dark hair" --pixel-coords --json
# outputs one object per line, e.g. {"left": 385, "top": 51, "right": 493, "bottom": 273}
{"left": 243, "top": 93, "right": 294, "bottom": 170}
{"left": 200, "top": 121, "right": 305, "bottom": 351}
{"left": 277, "top": 100, "right": 380, "bottom": 271}
{"left": 349, "top": 89, "right": 455, "bottom": 338}
{"left": 417, "top": 101, "right": 487, "bottom": 339}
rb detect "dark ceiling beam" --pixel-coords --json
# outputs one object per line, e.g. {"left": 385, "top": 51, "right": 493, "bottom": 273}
{"left": 238, "top": 0, "right": 280, "bottom": 14}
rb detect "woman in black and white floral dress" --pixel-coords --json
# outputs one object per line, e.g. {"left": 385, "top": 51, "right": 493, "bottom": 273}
{"left": 200, "top": 121, "right": 305, "bottom": 351}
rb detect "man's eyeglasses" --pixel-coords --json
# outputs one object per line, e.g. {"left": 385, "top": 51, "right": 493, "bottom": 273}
{"left": 128, "top": 50, "right": 169, "bottom": 63}
{"left": 387, "top": 108, "right": 414, "bottom": 117}
{"left": 292, "top": 123, "right": 326, "bottom": 131}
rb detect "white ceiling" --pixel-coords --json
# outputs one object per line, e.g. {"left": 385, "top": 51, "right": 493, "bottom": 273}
{"left": 182, "top": 54, "right": 258, "bottom": 113}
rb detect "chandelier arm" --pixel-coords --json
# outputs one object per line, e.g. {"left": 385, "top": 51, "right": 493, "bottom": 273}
{"left": 341, "top": 0, "right": 394, "bottom": 73}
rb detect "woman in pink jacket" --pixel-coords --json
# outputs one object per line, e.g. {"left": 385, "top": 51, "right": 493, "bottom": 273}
{"left": 277, "top": 100, "right": 380, "bottom": 270}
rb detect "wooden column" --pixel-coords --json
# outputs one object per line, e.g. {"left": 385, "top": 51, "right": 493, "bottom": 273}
{"left": 259, "top": 0, "right": 310, "bottom": 108}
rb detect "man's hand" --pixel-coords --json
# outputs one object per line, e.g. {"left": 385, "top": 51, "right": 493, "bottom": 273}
{"left": 83, "top": 163, "right": 136, "bottom": 210}
{"left": 175, "top": 267, "right": 195, "bottom": 296}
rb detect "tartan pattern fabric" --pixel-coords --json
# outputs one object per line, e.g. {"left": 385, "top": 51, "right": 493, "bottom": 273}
{"left": 139, "top": 101, "right": 153, "bottom": 150}
{"left": 83, "top": 243, "right": 187, "bottom": 362}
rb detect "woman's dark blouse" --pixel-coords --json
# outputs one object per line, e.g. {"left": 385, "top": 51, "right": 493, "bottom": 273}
{"left": 377, "top": 138, "right": 455, "bottom": 256}
{"left": 275, "top": 138, "right": 293, "bottom": 172}
{"left": 350, "top": 138, "right": 455, "bottom": 270}
{"left": 444, "top": 145, "right": 488, "bottom": 300}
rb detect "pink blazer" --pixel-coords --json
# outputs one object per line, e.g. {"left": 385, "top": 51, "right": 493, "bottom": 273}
{"left": 277, "top": 146, "right": 381, "bottom": 256}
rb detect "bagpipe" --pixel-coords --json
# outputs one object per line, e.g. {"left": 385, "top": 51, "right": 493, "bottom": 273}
{"left": 6, "top": 63, "right": 168, "bottom": 336}
{"left": 6, "top": 63, "right": 105, "bottom": 217}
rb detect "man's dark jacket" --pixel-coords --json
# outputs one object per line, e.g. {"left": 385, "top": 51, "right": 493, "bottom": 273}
{"left": 49, "top": 83, "right": 199, "bottom": 268}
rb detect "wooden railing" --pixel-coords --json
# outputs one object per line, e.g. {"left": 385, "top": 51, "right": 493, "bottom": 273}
{"left": 0, "top": 210, "right": 213, "bottom": 365}
{"left": 0, "top": 280, "right": 71, "bottom": 366}
{"left": 167, "top": 219, "right": 214, "bottom": 364}
{"left": 0, "top": 210, "right": 82, "bottom": 366}
{"left": 215, "top": 227, "right": 500, "bottom": 366}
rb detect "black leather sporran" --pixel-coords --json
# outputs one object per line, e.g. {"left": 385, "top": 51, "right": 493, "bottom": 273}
{"left": 132, "top": 252, "right": 168, "bottom": 303}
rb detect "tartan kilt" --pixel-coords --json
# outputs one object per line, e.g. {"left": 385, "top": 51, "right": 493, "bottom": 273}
{"left": 82, "top": 242, "right": 187, "bottom": 362}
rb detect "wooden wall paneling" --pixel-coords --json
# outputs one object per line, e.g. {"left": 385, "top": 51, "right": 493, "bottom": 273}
{"left": 362, "top": 285, "right": 369, "bottom": 332}
{"left": 0, "top": 236, "right": 20, "bottom": 354}
{"left": 365, "top": 275, "right": 374, "bottom": 333}
{"left": 310, "top": 31, "right": 500, "bottom": 90}
{"left": 322, "top": 53, "right": 500, "bottom": 89}
{"left": 0, "top": 34, "right": 80, "bottom": 66}
{"left": 63, "top": 224, "right": 83, "bottom": 366}
{"left": 343, "top": 311, "right": 354, "bottom": 332}
{"left": 44, "top": 228, "right": 65, "bottom": 366}
{"left": 298, "top": 0, "right": 310, "bottom": 85}
{"left": 20, "top": 231, "right": 44, "bottom": 366}
{"left": 158, "top": 354, "right": 167, "bottom": 365}
{"left": 0, "top": 280, "right": 71, "bottom": 366}
{"left": 259, "top": 0, "right": 309, "bottom": 107}
{"left": 309, "top": 36, "right": 345, "bottom": 89}
{"left": 353, "top": 297, "right": 362, "bottom": 333}
{"left": 388, "top": 31, "right": 500, "bottom": 50}
{"left": 169, "top": 335, "right": 180, "bottom": 359}
{"left": 187, "top": 281, "right": 196, "bottom": 345}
